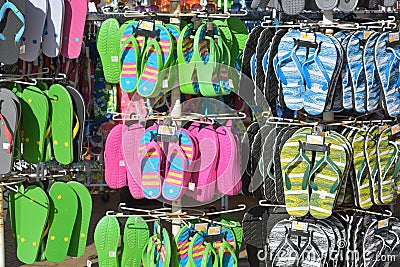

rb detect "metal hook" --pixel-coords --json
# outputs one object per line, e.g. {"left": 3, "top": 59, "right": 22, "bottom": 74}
{"left": 205, "top": 204, "right": 246, "bottom": 215}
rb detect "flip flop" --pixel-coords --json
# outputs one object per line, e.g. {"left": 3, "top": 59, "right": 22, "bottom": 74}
{"left": 0, "top": 89, "right": 19, "bottom": 174}
{"left": 137, "top": 40, "right": 163, "bottom": 98}
{"left": 375, "top": 32, "right": 400, "bottom": 117}
{"left": 303, "top": 33, "right": 338, "bottom": 115}
{"left": 67, "top": 181, "right": 92, "bottom": 257}
{"left": 255, "top": 29, "right": 274, "bottom": 92}
{"left": 21, "top": 86, "right": 49, "bottom": 164}
{"left": 340, "top": 34, "right": 354, "bottom": 110}
{"left": 150, "top": 222, "right": 171, "bottom": 267}
{"left": 42, "top": 0, "right": 64, "bottom": 57}
{"left": 120, "top": 36, "right": 140, "bottom": 92}
{"left": 215, "top": 228, "right": 238, "bottom": 267}
{"left": 19, "top": 0, "right": 46, "bottom": 62}
{"left": 154, "top": 24, "right": 174, "bottom": 69}
{"left": 189, "top": 232, "right": 219, "bottom": 267}
{"left": 14, "top": 185, "right": 49, "bottom": 264}
{"left": 61, "top": 0, "right": 87, "bottom": 59}
{"left": 119, "top": 20, "right": 146, "bottom": 55}
{"left": 140, "top": 140, "right": 164, "bottom": 199}
{"left": 280, "top": 127, "right": 313, "bottom": 217}
{"left": 268, "top": 220, "right": 300, "bottom": 266}
{"left": 241, "top": 26, "right": 264, "bottom": 83}
{"left": 121, "top": 216, "right": 149, "bottom": 267}
{"left": 174, "top": 224, "right": 195, "bottom": 267}
{"left": 97, "top": 18, "right": 121, "bottom": 84}
{"left": 123, "top": 123, "right": 146, "bottom": 199}
{"left": 338, "top": 0, "right": 358, "bottom": 11}
{"left": 48, "top": 84, "right": 75, "bottom": 165}
{"left": 94, "top": 216, "right": 121, "bottom": 267}
{"left": 177, "top": 24, "right": 198, "bottom": 95}
{"left": 213, "top": 20, "right": 233, "bottom": 51}
{"left": 166, "top": 24, "right": 180, "bottom": 61}
{"left": 45, "top": 182, "right": 78, "bottom": 262}
{"left": 104, "top": 124, "right": 127, "bottom": 189}
{"left": 225, "top": 17, "right": 248, "bottom": 68}
{"left": 219, "top": 214, "right": 242, "bottom": 256}
{"left": 347, "top": 31, "right": 373, "bottom": 114}
{"left": 65, "top": 86, "right": 86, "bottom": 162}
{"left": 363, "top": 32, "right": 381, "bottom": 112}
{"left": 309, "top": 134, "right": 347, "bottom": 219}
{"left": 365, "top": 126, "right": 380, "bottom": 205}
{"left": 0, "top": 0, "right": 25, "bottom": 64}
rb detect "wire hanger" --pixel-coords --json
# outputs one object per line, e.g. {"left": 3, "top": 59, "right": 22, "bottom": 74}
{"left": 258, "top": 200, "right": 286, "bottom": 208}
{"left": 204, "top": 204, "right": 246, "bottom": 215}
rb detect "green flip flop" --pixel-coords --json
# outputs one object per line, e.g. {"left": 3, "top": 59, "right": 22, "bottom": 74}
{"left": 14, "top": 185, "right": 49, "bottom": 264}
{"left": 215, "top": 227, "right": 238, "bottom": 267}
{"left": 213, "top": 20, "right": 233, "bottom": 51}
{"left": 35, "top": 82, "right": 52, "bottom": 162}
{"left": 94, "top": 216, "right": 121, "bottom": 267}
{"left": 225, "top": 18, "right": 248, "bottom": 68}
{"left": 189, "top": 231, "right": 219, "bottom": 267}
{"left": 48, "top": 84, "right": 75, "bottom": 165}
{"left": 218, "top": 214, "right": 242, "bottom": 255}
{"left": 120, "top": 216, "right": 149, "bottom": 267}
{"left": 45, "top": 182, "right": 78, "bottom": 262}
{"left": 67, "top": 181, "right": 92, "bottom": 257}
{"left": 21, "top": 86, "right": 49, "bottom": 164}
{"left": 97, "top": 18, "right": 121, "bottom": 84}
{"left": 365, "top": 126, "right": 381, "bottom": 205}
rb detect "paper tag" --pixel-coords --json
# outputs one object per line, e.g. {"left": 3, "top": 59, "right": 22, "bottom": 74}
{"left": 194, "top": 20, "right": 201, "bottom": 29}
{"left": 19, "top": 45, "right": 25, "bottom": 55}
{"left": 139, "top": 21, "right": 155, "bottom": 32}
{"left": 88, "top": 2, "right": 97, "bottom": 12}
{"left": 378, "top": 219, "right": 389, "bottom": 229}
{"left": 292, "top": 221, "right": 309, "bottom": 232}
{"left": 195, "top": 223, "right": 208, "bottom": 232}
{"left": 119, "top": 160, "right": 125, "bottom": 167}
{"left": 87, "top": 260, "right": 92, "bottom": 267}
{"left": 389, "top": 32, "right": 400, "bottom": 43}
{"left": 392, "top": 124, "right": 400, "bottom": 135}
{"left": 379, "top": 125, "right": 389, "bottom": 134}
{"left": 109, "top": 251, "right": 117, "bottom": 257}
{"left": 229, "top": 79, "right": 234, "bottom": 89}
{"left": 162, "top": 79, "right": 169, "bottom": 89}
{"left": 158, "top": 125, "right": 176, "bottom": 136}
{"left": 206, "top": 22, "right": 213, "bottom": 31}
{"left": 300, "top": 32, "right": 316, "bottom": 43}
{"left": 111, "top": 56, "right": 119, "bottom": 62}
{"left": 188, "top": 182, "right": 195, "bottom": 191}
{"left": 2, "top": 143, "right": 10, "bottom": 150}
{"left": 155, "top": 20, "right": 163, "bottom": 25}
{"left": 207, "top": 226, "right": 221, "bottom": 235}
{"left": 170, "top": 18, "right": 180, "bottom": 24}
{"left": 306, "top": 134, "right": 325, "bottom": 145}
{"left": 364, "top": 31, "right": 371, "bottom": 40}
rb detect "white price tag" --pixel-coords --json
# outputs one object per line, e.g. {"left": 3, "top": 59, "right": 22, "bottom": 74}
{"left": 292, "top": 221, "right": 309, "bottom": 232}
{"left": 389, "top": 32, "right": 400, "bottom": 43}
{"left": 155, "top": 20, "right": 163, "bottom": 25}
{"left": 19, "top": 45, "right": 25, "bottom": 55}
{"left": 170, "top": 18, "right": 180, "bottom": 24}
{"left": 139, "top": 21, "right": 155, "bottom": 32}
{"left": 300, "top": 32, "right": 316, "bottom": 43}
{"left": 111, "top": 56, "right": 119, "bottom": 62}
{"left": 195, "top": 223, "right": 208, "bottom": 232}
{"left": 392, "top": 124, "right": 400, "bottom": 135}
{"left": 207, "top": 226, "right": 221, "bottom": 236}
{"left": 378, "top": 219, "right": 389, "bottom": 229}
{"left": 306, "top": 134, "right": 325, "bottom": 145}
{"left": 119, "top": 160, "right": 125, "bottom": 167}
{"left": 188, "top": 182, "right": 195, "bottom": 191}
{"left": 2, "top": 143, "right": 10, "bottom": 150}
{"left": 229, "top": 79, "right": 234, "bottom": 89}
{"left": 158, "top": 125, "right": 176, "bottom": 136}
{"left": 162, "top": 79, "right": 169, "bottom": 89}
{"left": 109, "top": 251, "right": 117, "bottom": 257}
{"left": 87, "top": 260, "right": 92, "bottom": 267}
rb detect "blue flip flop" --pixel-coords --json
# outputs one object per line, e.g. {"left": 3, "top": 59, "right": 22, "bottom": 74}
{"left": 120, "top": 36, "right": 140, "bottom": 92}
{"left": 302, "top": 33, "right": 338, "bottom": 115}
{"left": 340, "top": 34, "right": 353, "bottom": 110}
{"left": 363, "top": 32, "right": 381, "bottom": 112}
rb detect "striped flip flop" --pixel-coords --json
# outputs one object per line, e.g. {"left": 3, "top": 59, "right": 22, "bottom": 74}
{"left": 174, "top": 224, "right": 195, "bottom": 267}
{"left": 153, "top": 222, "right": 171, "bottom": 267}
{"left": 120, "top": 36, "right": 140, "bottom": 92}
{"left": 280, "top": 127, "right": 313, "bottom": 217}
{"left": 363, "top": 32, "right": 381, "bottom": 112}
{"left": 140, "top": 140, "right": 164, "bottom": 199}
{"left": 137, "top": 40, "right": 163, "bottom": 98}
{"left": 365, "top": 126, "right": 381, "bottom": 205}
{"left": 189, "top": 232, "right": 219, "bottom": 267}
{"left": 119, "top": 20, "right": 146, "bottom": 55}
{"left": 215, "top": 228, "right": 238, "bottom": 267}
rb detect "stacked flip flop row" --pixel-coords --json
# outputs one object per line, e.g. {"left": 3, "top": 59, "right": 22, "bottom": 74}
{"left": 243, "top": 205, "right": 400, "bottom": 267}
{"left": 0, "top": 84, "right": 85, "bottom": 175}
{"left": 95, "top": 214, "right": 243, "bottom": 267}
{"left": 0, "top": 0, "right": 87, "bottom": 64}
{"left": 97, "top": 17, "right": 249, "bottom": 97}
{"left": 10, "top": 181, "right": 92, "bottom": 264}
{"left": 104, "top": 121, "right": 241, "bottom": 202}
{"left": 246, "top": 28, "right": 400, "bottom": 117}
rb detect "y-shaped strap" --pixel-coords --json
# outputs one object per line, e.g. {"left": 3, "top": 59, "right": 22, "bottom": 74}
{"left": 0, "top": 1, "right": 25, "bottom": 42}
{"left": 0, "top": 113, "right": 13, "bottom": 154}
{"left": 283, "top": 141, "right": 311, "bottom": 191}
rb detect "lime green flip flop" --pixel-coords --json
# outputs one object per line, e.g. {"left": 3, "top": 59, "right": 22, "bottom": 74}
{"left": 218, "top": 214, "right": 242, "bottom": 255}
{"left": 97, "top": 18, "right": 121, "bottom": 84}
{"left": 189, "top": 231, "right": 219, "bottom": 267}
{"left": 21, "top": 86, "right": 49, "bottom": 164}
{"left": 35, "top": 82, "right": 52, "bottom": 162}
{"left": 48, "top": 84, "right": 75, "bottom": 165}
{"left": 364, "top": 126, "right": 381, "bottom": 205}
{"left": 14, "top": 185, "right": 49, "bottom": 264}
{"left": 67, "top": 181, "right": 92, "bottom": 257}
{"left": 94, "top": 216, "right": 121, "bottom": 267}
{"left": 225, "top": 18, "right": 248, "bottom": 68}
{"left": 121, "top": 216, "right": 149, "bottom": 267}
{"left": 45, "top": 182, "right": 78, "bottom": 262}
{"left": 215, "top": 227, "right": 238, "bottom": 267}
{"left": 213, "top": 20, "right": 233, "bottom": 51}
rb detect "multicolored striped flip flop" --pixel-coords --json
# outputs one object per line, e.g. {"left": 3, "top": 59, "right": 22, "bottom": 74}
{"left": 153, "top": 222, "right": 171, "bottom": 267}
{"left": 174, "top": 225, "right": 195, "bottom": 267}
{"left": 154, "top": 25, "right": 174, "bottom": 69}
{"left": 137, "top": 40, "right": 163, "bottom": 98}
{"left": 166, "top": 24, "right": 180, "bottom": 61}
{"left": 189, "top": 232, "right": 219, "bottom": 267}
{"left": 140, "top": 140, "right": 164, "bottom": 199}
{"left": 214, "top": 227, "right": 237, "bottom": 267}
{"left": 120, "top": 36, "right": 140, "bottom": 92}
{"left": 177, "top": 24, "right": 198, "bottom": 95}
{"left": 119, "top": 20, "right": 146, "bottom": 54}
{"left": 280, "top": 127, "right": 312, "bottom": 217}
{"left": 365, "top": 126, "right": 381, "bottom": 204}
{"left": 309, "top": 134, "right": 347, "bottom": 219}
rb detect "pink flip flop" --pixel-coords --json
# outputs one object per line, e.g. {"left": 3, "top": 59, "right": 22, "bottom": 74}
{"left": 216, "top": 121, "right": 242, "bottom": 195}
{"left": 61, "top": 0, "right": 87, "bottom": 59}
{"left": 104, "top": 124, "right": 127, "bottom": 189}
{"left": 122, "top": 123, "right": 145, "bottom": 199}
{"left": 140, "top": 140, "right": 164, "bottom": 199}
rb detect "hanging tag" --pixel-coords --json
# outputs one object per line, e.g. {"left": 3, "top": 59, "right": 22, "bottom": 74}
{"left": 2, "top": 143, "right": 10, "bottom": 150}
{"left": 19, "top": 45, "right": 25, "bottom": 55}
{"left": 194, "top": 20, "right": 201, "bottom": 30}
{"left": 292, "top": 221, "right": 309, "bottom": 232}
{"left": 111, "top": 56, "right": 119, "bottom": 62}
{"left": 87, "top": 260, "right": 92, "bottom": 267}
{"left": 170, "top": 18, "right": 180, "bottom": 25}
{"left": 363, "top": 31, "right": 371, "bottom": 40}
{"left": 392, "top": 124, "right": 400, "bottom": 135}
{"left": 195, "top": 223, "right": 208, "bottom": 232}
{"left": 188, "top": 182, "right": 196, "bottom": 191}
{"left": 158, "top": 125, "right": 176, "bottom": 136}
{"left": 378, "top": 219, "right": 389, "bottom": 229}
{"left": 119, "top": 160, "right": 125, "bottom": 167}
{"left": 300, "top": 32, "right": 316, "bottom": 43}
{"left": 229, "top": 79, "right": 234, "bottom": 89}
{"left": 162, "top": 79, "right": 169, "bottom": 89}
{"left": 155, "top": 20, "right": 163, "bottom": 25}
{"left": 88, "top": 2, "right": 97, "bottom": 12}
{"left": 208, "top": 226, "right": 221, "bottom": 236}
{"left": 109, "top": 251, "right": 117, "bottom": 257}
{"left": 306, "top": 135, "right": 325, "bottom": 145}
{"left": 389, "top": 32, "right": 400, "bottom": 43}
{"left": 206, "top": 22, "right": 213, "bottom": 31}
{"left": 379, "top": 125, "right": 389, "bottom": 134}
{"left": 139, "top": 21, "right": 155, "bottom": 32}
